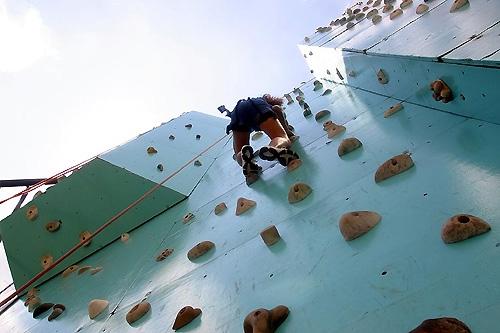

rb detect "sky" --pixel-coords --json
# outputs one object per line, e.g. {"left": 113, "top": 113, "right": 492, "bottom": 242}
{"left": 0, "top": 0, "right": 350, "bottom": 286}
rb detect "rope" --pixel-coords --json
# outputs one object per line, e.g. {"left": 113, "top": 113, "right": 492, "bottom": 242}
{"left": 0, "top": 133, "right": 230, "bottom": 308}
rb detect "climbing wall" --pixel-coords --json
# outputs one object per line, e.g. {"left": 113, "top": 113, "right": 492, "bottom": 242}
{"left": 1, "top": 0, "right": 500, "bottom": 332}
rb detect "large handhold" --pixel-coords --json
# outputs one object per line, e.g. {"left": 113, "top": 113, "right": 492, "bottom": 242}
{"left": 441, "top": 214, "right": 491, "bottom": 244}
{"left": 374, "top": 153, "right": 414, "bottom": 183}
{"left": 187, "top": 241, "right": 215, "bottom": 261}
{"left": 416, "top": 3, "right": 429, "bottom": 14}
{"left": 288, "top": 182, "right": 312, "bottom": 203}
{"left": 243, "top": 305, "right": 289, "bottom": 333}
{"left": 450, "top": 0, "right": 469, "bottom": 13}
{"left": 338, "top": 138, "right": 362, "bottom": 156}
{"left": 88, "top": 299, "right": 109, "bottom": 319}
{"left": 384, "top": 103, "right": 404, "bottom": 118}
{"left": 315, "top": 110, "right": 331, "bottom": 121}
{"left": 236, "top": 197, "right": 256, "bottom": 216}
{"left": 410, "top": 317, "right": 471, "bottom": 333}
{"left": 126, "top": 301, "right": 151, "bottom": 325}
{"left": 33, "top": 303, "right": 54, "bottom": 318}
{"left": 376, "top": 69, "right": 388, "bottom": 84}
{"left": 430, "top": 79, "right": 453, "bottom": 103}
{"left": 339, "top": 211, "right": 381, "bottom": 241}
{"left": 390, "top": 8, "right": 403, "bottom": 19}
{"left": 48, "top": 304, "right": 65, "bottom": 321}
{"left": 172, "top": 306, "right": 202, "bottom": 330}
{"left": 325, "top": 122, "right": 346, "bottom": 139}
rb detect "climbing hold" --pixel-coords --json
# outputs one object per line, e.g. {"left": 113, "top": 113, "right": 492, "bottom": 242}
{"left": 41, "top": 255, "right": 53, "bottom": 269}
{"left": 156, "top": 163, "right": 164, "bottom": 172}
{"left": 236, "top": 197, "right": 256, "bottom": 216}
{"left": 353, "top": 8, "right": 361, "bottom": 14}
{"left": 243, "top": 305, "right": 289, "bottom": 333}
{"left": 287, "top": 159, "right": 302, "bottom": 172}
{"left": 416, "top": 3, "right": 429, "bottom": 14}
{"left": 339, "top": 211, "right": 381, "bottom": 241}
{"left": 355, "top": 12, "right": 366, "bottom": 20}
{"left": 88, "top": 299, "right": 109, "bottom": 320}
{"left": 45, "top": 220, "right": 61, "bottom": 232}
{"left": 390, "top": 8, "right": 403, "bottom": 19}
{"left": 62, "top": 265, "right": 79, "bottom": 278}
{"left": 284, "top": 94, "right": 294, "bottom": 104}
{"left": 33, "top": 303, "right": 54, "bottom": 318}
{"left": 308, "top": 51, "right": 313, "bottom": 56}
{"left": 375, "top": 153, "right": 414, "bottom": 183}
{"left": 196, "top": 134, "right": 201, "bottom": 140}
{"left": 304, "top": 36, "right": 310, "bottom": 43}
{"left": 373, "top": 0, "right": 382, "bottom": 6}
{"left": 410, "top": 317, "right": 471, "bottom": 333}
{"left": 450, "top": 0, "right": 468, "bottom": 12}
{"left": 183, "top": 212, "right": 195, "bottom": 224}
{"left": 441, "top": 214, "right": 491, "bottom": 244}
{"left": 185, "top": 124, "right": 192, "bottom": 129}
{"left": 78, "top": 265, "right": 93, "bottom": 275}
{"left": 194, "top": 160, "right": 202, "bottom": 167}
{"left": 313, "top": 80, "right": 323, "bottom": 91}
{"left": 367, "top": 8, "right": 379, "bottom": 18}
{"left": 293, "top": 87, "right": 304, "bottom": 96}
{"left": 336, "top": 68, "right": 344, "bottom": 80}
{"left": 214, "top": 202, "right": 227, "bottom": 215}
{"left": 126, "top": 301, "right": 151, "bottom": 325}
{"left": 33, "top": 190, "right": 43, "bottom": 199}
{"left": 430, "top": 79, "right": 453, "bottom": 103}
{"left": 383, "top": 3, "right": 394, "bottom": 12}
{"left": 27, "top": 287, "right": 39, "bottom": 298}
{"left": 400, "top": 0, "right": 412, "bottom": 9}
{"left": 169, "top": 135, "right": 175, "bottom": 140}
{"left": 384, "top": 103, "right": 404, "bottom": 118}
{"left": 321, "top": 89, "right": 332, "bottom": 96}
{"left": 26, "top": 205, "right": 38, "bottom": 221}
{"left": 156, "top": 248, "right": 174, "bottom": 262}
{"left": 172, "top": 306, "right": 202, "bottom": 330}
{"left": 260, "top": 225, "right": 281, "bottom": 246}
{"left": 326, "top": 69, "right": 331, "bottom": 75}
{"left": 27, "top": 297, "right": 41, "bottom": 312}
{"left": 315, "top": 110, "right": 331, "bottom": 121}
{"left": 146, "top": 146, "right": 157, "bottom": 154}
{"left": 303, "top": 107, "right": 312, "bottom": 118}
{"left": 323, "top": 120, "right": 334, "bottom": 131}
{"left": 346, "top": 21, "right": 355, "bottom": 29}
{"left": 288, "top": 182, "right": 312, "bottom": 203}
{"left": 338, "top": 138, "right": 363, "bottom": 156}
{"left": 327, "top": 124, "right": 346, "bottom": 139}
{"left": 367, "top": 0, "right": 373, "bottom": 4}
{"left": 372, "top": 14, "right": 383, "bottom": 24}
{"left": 48, "top": 304, "right": 65, "bottom": 321}
{"left": 377, "top": 69, "right": 388, "bottom": 84}
{"left": 363, "top": 6, "right": 369, "bottom": 12}
{"left": 80, "top": 231, "right": 92, "bottom": 247}
{"left": 90, "top": 267, "right": 103, "bottom": 275}
{"left": 187, "top": 241, "right": 215, "bottom": 261}
{"left": 252, "top": 131, "right": 264, "bottom": 141}
{"left": 296, "top": 95, "right": 304, "bottom": 106}
{"left": 119, "top": 232, "right": 129, "bottom": 243}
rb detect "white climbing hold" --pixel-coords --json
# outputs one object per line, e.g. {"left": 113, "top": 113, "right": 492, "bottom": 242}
{"left": 450, "top": 0, "right": 468, "bottom": 12}
{"left": 288, "top": 182, "right": 312, "bottom": 203}
{"left": 339, "top": 211, "right": 381, "bottom": 241}
{"left": 384, "top": 103, "right": 404, "bottom": 118}
{"left": 236, "top": 198, "right": 256, "bottom": 216}
{"left": 416, "top": 3, "right": 428, "bottom": 14}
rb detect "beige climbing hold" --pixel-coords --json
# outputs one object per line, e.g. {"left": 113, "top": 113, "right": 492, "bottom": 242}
{"left": 338, "top": 138, "right": 363, "bottom": 156}
{"left": 48, "top": 304, "right": 65, "bottom": 321}
{"left": 313, "top": 80, "right": 323, "bottom": 91}
{"left": 383, "top": 3, "right": 394, "bottom": 12}
{"left": 450, "top": 0, "right": 468, "bottom": 12}
{"left": 244, "top": 305, "right": 289, "bottom": 333}
{"left": 346, "top": 21, "right": 355, "bottom": 29}
{"left": 366, "top": 8, "right": 379, "bottom": 18}
{"left": 27, "top": 296, "right": 41, "bottom": 312}
{"left": 336, "top": 68, "right": 344, "bottom": 80}
{"left": 214, "top": 202, "right": 227, "bottom": 215}
{"left": 339, "top": 211, "right": 381, "bottom": 241}
{"left": 252, "top": 131, "right": 264, "bottom": 140}
{"left": 45, "top": 220, "right": 61, "bottom": 232}
{"left": 374, "top": 153, "right": 414, "bottom": 183}
{"left": 315, "top": 110, "right": 331, "bottom": 121}
{"left": 288, "top": 182, "right": 312, "bottom": 204}
{"left": 410, "top": 317, "right": 471, "bottom": 333}
{"left": 187, "top": 241, "right": 215, "bottom": 261}
{"left": 146, "top": 146, "right": 157, "bottom": 154}
{"left": 26, "top": 205, "right": 38, "bottom": 221}
{"left": 41, "top": 255, "right": 53, "bottom": 269}
{"left": 156, "top": 248, "right": 174, "bottom": 262}
{"left": 90, "top": 266, "right": 103, "bottom": 275}
{"left": 441, "top": 214, "right": 491, "bottom": 244}
{"left": 172, "top": 306, "right": 202, "bottom": 330}
{"left": 62, "top": 265, "right": 79, "bottom": 278}
{"left": 80, "top": 231, "right": 92, "bottom": 247}
{"left": 236, "top": 198, "right": 256, "bottom": 216}
{"left": 78, "top": 265, "right": 92, "bottom": 275}
{"left": 121, "top": 233, "right": 130, "bottom": 242}
{"left": 355, "top": 12, "right": 366, "bottom": 20}
{"left": 287, "top": 159, "right": 302, "bottom": 172}
{"left": 260, "top": 225, "right": 281, "bottom": 246}
{"left": 376, "top": 69, "right": 388, "bottom": 84}
{"left": 88, "top": 299, "right": 109, "bottom": 320}
{"left": 321, "top": 89, "right": 332, "bottom": 96}
{"left": 416, "top": 3, "right": 428, "bottom": 14}
{"left": 390, "top": 8, "right": 403, "bottom": 19}
{"left": 372, "top": 14, "right": 383, "bottom": 24}
{"left": 126, "top": 301, "right": 151, "bottom": 325}
{"left": 183, "top": 212, "right": 195, "bottom": 224}
{"left": 327, "top": 124, "right": 346, "bottom": 139}
{"left": 400, "top": 0, "right": 412, "bottom": 9}
{"left": 384, "top": 103, "right": 404, "bottom": 118}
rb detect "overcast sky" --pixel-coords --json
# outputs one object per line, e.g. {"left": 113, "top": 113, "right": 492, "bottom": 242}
{"left": 0, "top": 0, "right": 350, "bottom": 285}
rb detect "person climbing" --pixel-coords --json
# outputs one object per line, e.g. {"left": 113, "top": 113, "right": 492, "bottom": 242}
{"left": 221, "top": 94, "right": 300, "bottom": 179}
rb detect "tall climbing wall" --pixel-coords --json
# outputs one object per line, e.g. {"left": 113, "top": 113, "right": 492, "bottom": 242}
{"left": 0, "top": 0, "right": 499, "bottom": 332}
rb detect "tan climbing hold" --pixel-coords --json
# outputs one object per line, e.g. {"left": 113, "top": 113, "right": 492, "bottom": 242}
{"left": 375, "top": 153, "right": 414, "bottom": 183}
{"left": 315, "top": 110, "right": 331, "bottom": 121}
{"left": 27, "top": 296, "right": 41, "bottom": 312}
{"left": 327, "top": 124, "right": 346, "bottom": 139}
{"left": 376, "top": 69, "right": 388, "bottom": 84}
{"left": 383, "top": 4, "right": 393, "bottom": 12}
{"left": 156, "top": 248, "right": 174, "bottom": 262}
{"left": 410, "top": 317, "right": 471, "bottom": 333}
{"left": 214, "top": 202, "right": 227, "bottom": 215}
{"left": 252, "top": 131, "right": 264, "bottom": 140}
{"left": 338, "top": 138, "right": 363, "bottom": 156}
{"left": 48, "top": 304, "right": 65, "bottom": 321}
{"left": 450, "top": 0, "right": 468, "bottom": 13}
{"left": 126, "top": 301, "right": 151, "bottom": 325}
{"left": 287, "top": 159, "right": 302, "bottom": 172}
{"left": 260, "top": 225, "right": 281, "bottom": 246}
{"left": 187, "top": 241, "right": 215, "bottom": 261}
{"left": 88, "top": 299, "right": 109, "bottom": 319}
{"left": 384, "top": 103, "right": 404, "bottom": 118}
{"left": 416, "top": 3, "right": 428, "bottom": 14}
{"left": 400, "top": 0, "right": 412, "bottom": 9}
{"left": 80, "top": 231, "right": 92, "bottom": 247}
{"left": 26, "top": 205, "right": 38, "bottom": 221}
{"left": 236, "top": 198, "right": 256, "bottom": 216}
{"left": 313, "top": 80, "right": 323, "bottom": 91}
{"left": 146, "top": 146, "right": 157, "bottom": 154}
{"left": 78, "top": 265, "right": 92, "bottom": 275}
{"left": 41, "top": 255, "right": 53, "bottom": 269}
{"left": 183, "top": 212, "right": 195, "bottom": 224}
{"left": 390, "top": 8, "right": 403, "bottom": 19}
{"left": 441, "top": 214, "right": 491, "bottom": 244}
{"left": 339, "top": 211, "right": 381, "bottom": 241}
{"left": 323, "top": 120, "right": 334, "bottom": 131}
{"left": 355, "top": 12, "right": 366, "bottom": 20}
{"left": 90, "top": 266, "right": 103, "bottom": 275}
{"left": 45, "top": 220, "right": 61, "bottom": 232}
{"left": 172, "top": 306, "right": 202, "bottom": 330}
{"left": 346, "top": 21, "right": 355, "bottom": 29}
{"left": 430, "top": 79, "right": 453, "bottom": 103}
{"left": 372, "top": 14, "right": 383, "bottom": 24}
{"left": 243, "top": 305, "right": 289, "bottom": 333}
{"left": 121, "top": 233, "right": 130, "bottom": 242}
{"left": 366, "top": 8, "right": 378, "bottom": 18}
{"left": 288, "top": 182, "right": 312, "bottom": 204}
{"left": 194, "top": 160, "right": 202, "bottom": 167}
{"left": 62, "top": 265, "right": 79, "bottom": 278}
{"left": 321, "top": 89, "right": 332, "bottom": 96}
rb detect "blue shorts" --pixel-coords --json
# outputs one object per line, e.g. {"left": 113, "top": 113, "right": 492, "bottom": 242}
{"left": 226, "top": 97, "right": 276, "bottom": 134}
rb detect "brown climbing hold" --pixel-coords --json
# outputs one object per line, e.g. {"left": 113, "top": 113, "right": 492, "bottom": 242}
{"left": 400, "top": 0, "right": 412, "bottom": 9}
{"left": 33, "top": 302, "right": 54, "bottom": 318}
{"left": 88, "top": 299, "right": 109, "bottom": 319}
{"left": 410, "top": 317, "right": 471, "bottom": 333}
{"left": 236, "top": 198, "right": 256, "bottom": 216}
{"left": 355, "top": 12, "right": 366, "bottom": 20}
{"left": 373, "top": 0, "right": 382, "bottom": 6}
{"left": 260, "top": 225, "right": 281, "bottom": 246}
{"left": 187, "top": 241, "right": 215, "bottom": 261}
{"left": 243, "top": 305, "right": 289, "bottom": 333}
{"left": 78, "top": 265, "right": 93, "bottom": 275}
{"left": 214, "top": 202, "right": 227, "bottom": 215}
{"left": 321, "top": 89, "right": 332, "bottom": 96}
{"left": 372, "top": 14, "right": 383, "bottom": 24}
{"left": 126, "top": 301, "right": 151, "bottom": 325}
{"left": 384, "top": 103, "right": 404, "bottom": 118}
{"left": 48, "top": 304, "right": 65, "bottom": 321}
{"left": 80, "top": 231, "right": 92, "bottom": 247}
{"left": 169, "top": 135, "right": 175, "bottom": 140}
{"left": 383, "top": 3, "right": 393, "bottom": 12}
{"left": 339, "top": 211, "right": 381, "bottom": 241}
{"left": 375, "top": 153, "right": 414, "bottom": 183}
{"left": 346, "top": 21, "right": 355, "bottom": 29}
{"left": 353, "top": 8, "right": 361, "bottom": 14}
{"left": 288, "top": 182, "right": 312, "bottom": 204}
{"left": 287, "top": 159, "right": 302, "bottom": 172}
{"left": 194, "top": 160, "right": 202, "bottom": 166}
{"left": 327, "top": 124, "right": 346, "bottom": 139}
{"left": 367, "top": 8, "right": 378, "bottom": 18}
{"left": 441, "top": 214, "right": 491, "bottom": 244}
{"left": 156, "top": 248, "right": 174, "bottom": 262}
{"left": 90, "top": 266, "right": 103, "bottom": 275}
{"left": 390, "top": 8, "right": 403, "bottom": 19}
{"left": 430, "top": 79, "right": 453, "bottom": 103}
{"left": 26, "top": 205, "right": 38, "bottom": 221}
{"left": 146, "top": 146, "right": 157, "bottom": 154}
{"left": 450, "top": 0, "right": 468, "bottom": 13}
{"left": 45, "top": 220, "right": 61, "bottom": 232}
{"left": 27, "top": 296, "right": 41, "bottom": 312}
{"left": 315, "top": 110, "right": 331, "bottom": 121}
{"left": 183, "top": 212, "right": 195, "bottom": 224}
{"left": 185, "top": 124, "right": 192, "bottom": 129}
{"left": 172, "top": 306, "right": 202, "bottom": 330}
{"left": 323, "top": 120, "right": 334, "bottom": 131}
{"left": 121, "top": 233, "right": 130, "bottom": 242}
{"left": 62, "top": 265, "right": 79, "bottom": 278}
{"left": 338, "top": 138, "right": 362, "bottom": 156}
{"left": 252, "top": 131, "right": 264, "bottom": 140}
{"left": 313, "top": 80, "right": 323, "bottom": 91}
{"left": 41, "top": 255, "right": 53, "bottom": 269}
{"left": 416, "top": 3, "right": 428, "bottom": 14}
{"left": 376, "top": 69, "right": 388, "bottom": 84}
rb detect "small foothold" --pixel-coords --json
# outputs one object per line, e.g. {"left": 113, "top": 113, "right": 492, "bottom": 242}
{"left": 327, "top": 124, "right": 346, "bottom": 139}
{"left": 236, "top": 198, "right": 256, "bottom": 216}
{"left": 185, "top": 124, "right": 192, "bottom": 129}
{"left": 252, "top": 131, "right": 264, "bottom": 141}
{"left": 287, "top": 159, "right": 302, "bottom": 172}
{"left": 377, "top": 69, "right": 388, "bottom": 84}
{"left": 80, "top": 231, "right": 92, "bottom": 247}
{"left": 194, "top": 160, "right": 202, "bottom": 167}
{"left": 156, "top": 248, "right": 174, "bottom": 262}
{"left": 375, "top": 153, "right": 414, "bottom": 183}
{"left": 384, "top": 103, "right": 404, "bottom": 118}
{"left": 126, "top": 301, "right": 151, "bottom": 325}
{"left": 367, "top": 8, "right": 378, "bottom": 18}
{"left": 390, "top": 8, "right": 403, "bottom": 19}
{"left": 147, "top": 146, "right": 157, "bottom": 154}
{"left": 372, "top": 14, "right": 383, "bottom": 24}
{"left": 183, "top": 212, "right": 195, "bottom": 224}
{"left": 400, "top": 0, "right": 412, "bottom": 9}
{"left": 243, "top": 305, "right": 289, "bottom": 333}
{"left": 78, "top": 265, "right": 93, "bottom": 275}
{"left": 303, "top": 107, "right": 312, "bottom": 118}
{"left": 121, "top": 233, "right": 130, "bottom": 242}
{"left": 196, "top": 134, "right": 201, "bottom": 140}
{"left": 326, "top": 69, "right": 331, "bottom": 75}
{"left": 315, "top": 110, "right": 331, "bottom": 121}
{"left": 450, "top": 0, "right": 468, "bottom": 12}
{"left": 339, "top": 211, "right": 381, "bottom": 241}
{"left": 346, "top": 21, "right": 355, "bottom": 29}
{"left": 90, "top": 266, "right": 103, "bottom": 275}
{"left": 214, "top": 202, "right": 227, "bottom": 215}
{"left": 88, "top": 299, "right": 109, "bottom": 319}
{"left": 338, "top": 138, "right": 362, "bottom": 156}
{"left": 41, "top": 255, "right": 53, "bottom": 269}
{"left": 169, "top": 135, "right": 175, "bottom": 140}
{"left": 172, "top": 306, "right": 202, "bottom": 330}
{"left": 288, "top": 182, "right": 312, "bottom": 204}
{"left": 27, "top": 296, "right": 41, "bottom": 312}
{"left": 62, "top": 265, "right": 79, "bottom": 278}
{"left": 355, "top": 12, "right": 366, "bottom": 20}
{"left": 430, "top": 79, "right": 453, "bottom": 103}
{"left": 383, "top": 4, "right": 393, "bottom": 12}
{"left": 336, "top": 68, "right": 344, "bottom": 80}
{"left": 304, "top": 36, "right": 310, "bottom": 43}
{"left": 416, "top": 3, "right": 428, "bottom": 14}
{"left": 187, "top": 241, "right": 215, "bottom": 261}
{"left": 33, "top": 303, "right": 54, "bottom": 318}
{"left": 26, "top": 205, "right": 38, "bottom": 221}
{"left": 322, "top": 89, "right": 332, "bottom": 96}
{"left": 260, "top": 225, "right": 281, "bottom": 246}
{"left": 313, "top": 80, "right": 323, "bottom": 91}
{"left": 157, "top": 163, "right": 164, "bottom": 172}
{"left": 284, "top": 94, "right": 294, "bottom": 104}
{"left": 441, "top": 214, "right": 491, "bottom": 244}
{"left": 45, "top": 220, "right": 61, "bottom": 232}
{"left": 410, "top": 317, "right": 471, "bottom": 333}
{"left": 48, "top": 304, "right": 65, "bottom": 321}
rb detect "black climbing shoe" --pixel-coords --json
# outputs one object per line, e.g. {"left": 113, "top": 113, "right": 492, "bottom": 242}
{"left": 242, "top": 160, "right": 262, "bottom": 176}
{"left": 241, "top": 145, "right": 254, "bottom": 163}
{"left": 277, "top": 148, "right": 299, "bottom": 166}
{"left": 259, "top": 146, "right": 299, "bottom": 166}
{"left": 258, "top": 146, "right": 278, "bottom": 161}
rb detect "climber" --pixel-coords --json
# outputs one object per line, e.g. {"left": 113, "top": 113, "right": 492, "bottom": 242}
{"left": 221, "top": 94, "right": 299, "bottom": 178}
